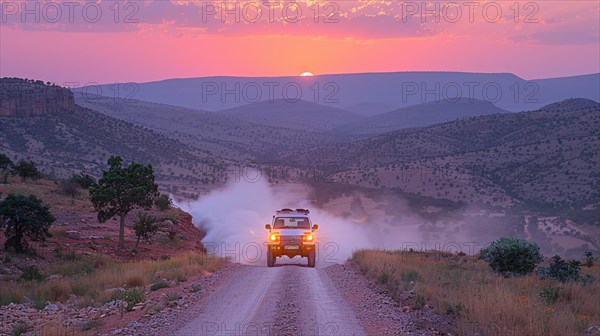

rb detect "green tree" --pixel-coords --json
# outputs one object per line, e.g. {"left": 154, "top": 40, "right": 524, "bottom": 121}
{"left": 154, "top": 194, "right": 172, "bottom": 211}
{"left": 133, "top": 213, "right": 159, "bottom": 249}
{"left": 71, "top": 174, "right": 96, "bottom": 189}
{"left": 480, "top": 237, "right": 543, "bottom": 276}
{"left": 0, "top": 154, "right": 12, "bottom": 183}
{"left": 12, "top": 160, "right": 41, "bottom": 181}
{"left": 90, "top": 156, "right": 159, "bottom": 249}
{"left": 0, "top": 194, "right": 55, "bottom": 253}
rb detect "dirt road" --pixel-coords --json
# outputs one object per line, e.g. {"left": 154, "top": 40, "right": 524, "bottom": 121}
{"left": 176, "top": 263, "right": 365, "bottom": 336}
{"left": 120, "top": 259, "right": 451, "bottom": 336}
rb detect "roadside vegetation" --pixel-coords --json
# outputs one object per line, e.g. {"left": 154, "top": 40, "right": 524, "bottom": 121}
{"left": 353, "top": 241, "right": 599, "bottom": 336}
{"left": 0, "top": 154, "right": 221, "bottom": 314}
{"left": 0, "top": 251, "right": 225, "bottom": 309}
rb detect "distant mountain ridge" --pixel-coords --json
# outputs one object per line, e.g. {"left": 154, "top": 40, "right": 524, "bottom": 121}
{"left": 76, "top": 72, "right": 600, "bottom": 112}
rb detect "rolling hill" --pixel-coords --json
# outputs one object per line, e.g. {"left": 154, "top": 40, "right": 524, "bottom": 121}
{"left": 336, "top": 98, "right": 510, "bottom": 137}
{"left": 295, "top": 99, "right": 600, "bottom": 207}
{"left": 74, "top": 94, "right": 342, "bottom": 161}
{"left": 0, "top": 78, "right": 230, "bottom": 197}
{"left": 217, "top": 99, "right": 365, "bottom": 131}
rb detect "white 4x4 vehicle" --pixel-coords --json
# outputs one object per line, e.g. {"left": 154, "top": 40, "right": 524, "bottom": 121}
{"left": 265, "top": 208, "right": 318, "bottom": 267}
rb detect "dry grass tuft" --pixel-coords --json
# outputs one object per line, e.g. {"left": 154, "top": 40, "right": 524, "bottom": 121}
{"left": 0, "top": 252, "right": 226, "bottom": 309}
{"left": 352, "top": 249, "right": 600, "bottom": 336}
{"left": 125, "top": 275, "right": 147, "bottom": 288}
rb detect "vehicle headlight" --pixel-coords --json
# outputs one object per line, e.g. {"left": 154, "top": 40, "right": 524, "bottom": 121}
{"left": 304, "top": 234, "right": 314, "bottom": 242}
{"left": 269, "top": 233, "right": 279, "bottom": 241}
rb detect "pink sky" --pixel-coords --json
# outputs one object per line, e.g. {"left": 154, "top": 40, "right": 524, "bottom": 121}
{"left": 1, "top": 0, "right": 598, "bottom": 84}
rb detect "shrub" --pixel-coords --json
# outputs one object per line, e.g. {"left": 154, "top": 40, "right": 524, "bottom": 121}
{"left": 150, "top": 280, "right": 169, "bottom": 291}
{"left": 401, "top": 271, "right": 420, "bottom": 282}
{"left": 537, "top": 255, "right": 594, "bottom": 283}
{"left": 377, "top": 271, "right": 389, "bottom": 285}
{"left": 12, "top": 322, "right": 27, "bottom": 336}
{"left": 134, "top": 213, "right": 159, "bottom": 249}
{"left": 0, "top": 153, "right": 13, "bottom": 184}
{"left": 585, "top": 251, "right": 594, "bottom": 267}
{"left": 539, "top": 286, "right": 561, "bottom": 305}
{"left": 165, "top": 292, "right": 180, "bottom": 303}
{"left": 20, "top": 266, "right": 44, "bottom": 282}
{"left": 71, "top": 174, "right": 95, "bottom": 189}
{"left": 58, "top": 179, "right": 81, "bottom": 197}
{"left": 175, "top": 273, "right": 187, "bottom": 283}
{"left": 191, "top": 284, "right": 202, "bottom": 292}
{"left": 154, "top": 194, "right": 172, "bottom": 211}
{"left": 123, "top": 287, "right": 145, "bottom": 311}
{"left": 480, "top": 237, "right": 543, "bottom": 276}
{"left": 11, "top": 160, "right": 41, "bottom": 181}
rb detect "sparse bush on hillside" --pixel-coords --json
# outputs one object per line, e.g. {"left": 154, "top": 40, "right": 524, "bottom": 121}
{"left": 0, "top": 153, "right": 12, "bottom": 183}
{"left": 58, "top": 179, "right": 80, "bottom": 197}
{"left": 585, "top": 251, "right": 595, "bottom": 267}
{"left": 537, "top": 255, "right": 594, "bottom": 283}
{"left": 112, "top": 287, "right": 145, "bottom": 311}
{"left": 70, "top": 173, "right": 95, "bottom": 189}
{"left": 539, "top": 286, "right": 561, "bottom": 305}
{"left": 480, "top": 237, "right": 543, "bottom": 276}
{"left": 150, "top": 279, "right": 170, "bottom": 291}
{"left": 12, "top": 322, "right": 27, "bottom": 336}
{"left": 154, "top": 194, "right": 172, "bottom": 211}
{"left": 0, "top": 194, "right": 55, "bottom": 253}
{"left": 11, "top": 160, "right": 41, "bottom": 182}
{"left": 134, "top": 213, "right": 159, "bottom": 249}
{"left": 19, "top": 265, "right": 45, "bottom": 282}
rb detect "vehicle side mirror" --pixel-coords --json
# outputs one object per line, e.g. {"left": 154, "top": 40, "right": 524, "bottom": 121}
{"left": 312, "top": 224, "right": 318, "bottom": 231}
{"left": 265, "top": 224, "right": 271, "bottom": 230}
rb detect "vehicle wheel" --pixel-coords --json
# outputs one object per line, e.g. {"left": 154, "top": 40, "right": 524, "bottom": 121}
{"left": 307, "top": 250, "right": 316, "bottom": 268}
{"left": 267, "top": 251, "right": 275, "bottom": 267}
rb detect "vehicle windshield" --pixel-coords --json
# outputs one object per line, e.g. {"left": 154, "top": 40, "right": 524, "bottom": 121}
{"left": 273, "top": 217, "right": 310, "bottom": 229}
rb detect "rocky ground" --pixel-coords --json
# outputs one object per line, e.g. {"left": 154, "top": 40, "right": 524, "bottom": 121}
{"left": 325, "top": 263, "right": 456, "bottom": 335}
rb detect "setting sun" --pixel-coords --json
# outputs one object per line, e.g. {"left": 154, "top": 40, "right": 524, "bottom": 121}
{"left": 300, "top": 72, "right": 314, "bottom": 77}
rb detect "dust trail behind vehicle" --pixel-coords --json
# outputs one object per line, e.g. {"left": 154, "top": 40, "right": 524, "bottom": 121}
{"left": 176, "top": 175, "right": 424, "bottom": 266}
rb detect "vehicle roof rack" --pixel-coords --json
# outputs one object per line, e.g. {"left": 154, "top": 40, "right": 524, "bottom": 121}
{"left": 275, "top": 208, "right": 310, "bottom": 215}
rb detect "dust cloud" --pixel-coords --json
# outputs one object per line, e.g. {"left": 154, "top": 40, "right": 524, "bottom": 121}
{"left": 175, "top": 173, "right": 468, "bottom": 265}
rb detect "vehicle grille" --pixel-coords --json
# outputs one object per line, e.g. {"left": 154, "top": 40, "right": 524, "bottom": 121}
{"left": 280, "top": 236, "right": 302, "bottom": 244}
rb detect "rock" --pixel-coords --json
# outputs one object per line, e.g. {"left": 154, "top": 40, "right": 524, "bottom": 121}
{"left": 46, "top": 274, "right": 62, "bottom": 281}
{"left": 43, "top": 303, "right": 59, "bottom": 312}
{"left": 112, "top": 328, "right": 122, "bottom": 335}
{"left": 131, "top": 303, "right": 144, "bottom": 311}
{"left": 176, "top": 299, "right": 186, "bottom": 306}
{"left": 66, "top": 230, "right": 80, "bottom": 239}
{"left": 127, "top": 321, "right": 144, "bottom": 329}
{"left": 402, "top": 306, "right": 412, "bottom": 313}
